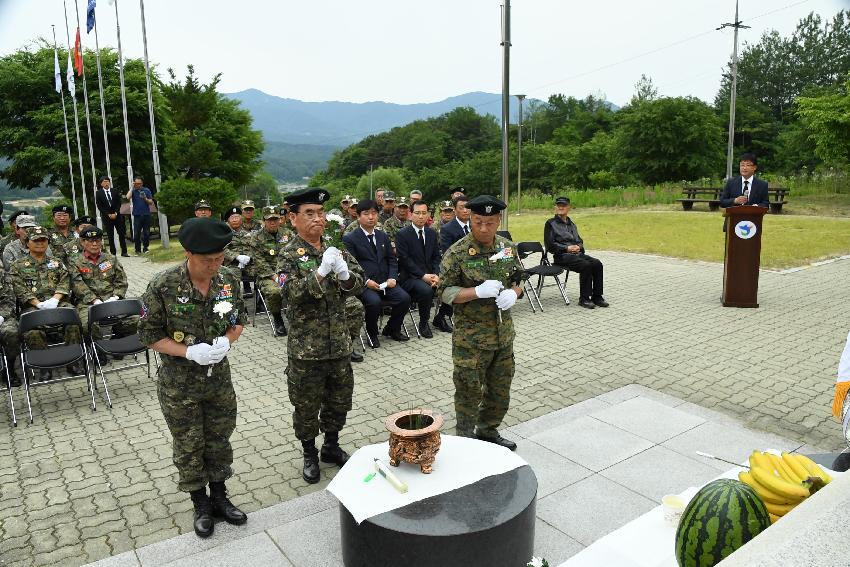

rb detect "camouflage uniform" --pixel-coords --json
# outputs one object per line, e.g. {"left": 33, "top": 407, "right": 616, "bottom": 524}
{"left": 437, "top": 234, "right": 523, "bottom": 438}
{"left": 0, "top": 232, "right": 16, "bottom": 256}
{"left": 246, "top": 228, "right": 293, "bottom": 314}
{"left": 48, "top": 228, "right": 76, "bottom": 250}
{"left": 223, "top": 230, "right": 253, "bottom": 272}
{"left": 58, "top": 238, "right": 84, "bottom": 267}
{"left": 70, "top": 252, "right": 134, "bottom": 339}
{"left": 382, "top": 215, "right": 411, "bottom": 244}
{"left": 0, "top": 271, "right": 21, "bottom": 376}
{"left": 240, "top": 218, "right": 259, "bottom": 235}
{"left": 378, "top": 209, "right": 394, "bottom": 223}
{"left": 278, "top": 235, "right": 365, "bottom": 440}
{"left": 138, "top": 262, "right": 247, "bottom": 492}
{"left": 3, "top": 239, "right": 53, "bottom": 271}
{"left": 9, "top": 254, "right": 81, "bottom": 349}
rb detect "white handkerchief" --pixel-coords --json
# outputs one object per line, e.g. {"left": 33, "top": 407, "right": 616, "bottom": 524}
{"left": 378, "top": 282, "right": 388, "bottom": 290}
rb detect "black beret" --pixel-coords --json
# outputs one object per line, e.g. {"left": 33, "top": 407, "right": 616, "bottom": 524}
{"left": 80, "top": 226, "right": 104, "bottom": 239}
{"left": 53, "top": 204, "right": 72, "bottom": 214}
{"left": 9, "top": 210, "right": 29, "bottom": 223}
{"left": 467, "top": 195, "right": 507, "bottom": 216}
{"left": 287, "top": 187, "right": 331, "bottom": 207}
{"left": 555, "top": 196, "right": 571, "bottom": 205}
{"left": 451, "top": 187, "right": 466, "bottom": 196}
{"left": 178, "top": 217, "right": 233, "bottom": 254}
{"left": 356, "top": 199, "right": 380, "bottom": 215}
{"left": 222, "top": 206, "right": 242, "bottom": 221}
{"left": 73, "top": 215, "right": 96, "bottom": 226}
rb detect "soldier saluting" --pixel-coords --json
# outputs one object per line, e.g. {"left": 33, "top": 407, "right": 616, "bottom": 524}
{"left": 138, "top": 218, "right": 248, "bottom": 538}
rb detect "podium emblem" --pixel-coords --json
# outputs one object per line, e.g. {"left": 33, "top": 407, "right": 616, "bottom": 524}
{"left": 734, "top": 220, "right": 757, "bottom": 240}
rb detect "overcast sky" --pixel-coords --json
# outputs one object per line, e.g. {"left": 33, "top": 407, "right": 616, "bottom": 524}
{"left": 1, "top": 0, "right": 848, "bottom": 107}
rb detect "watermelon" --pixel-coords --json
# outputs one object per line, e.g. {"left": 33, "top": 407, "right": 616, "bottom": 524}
{"left": 675, "top": 479, "right": 770, "bottom": 567}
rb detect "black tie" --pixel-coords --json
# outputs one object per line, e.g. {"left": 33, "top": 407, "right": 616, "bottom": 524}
{"left": 368, "top": 233, "right": 377, "bottom": 254}
{"left": 105, "top": 190, "right": 112, "bottom": 206}
{"left": 418, "top": 229, "right": 426, "bottom": 252}
{"left": 743, "top": 180, "right": 749, "bottom": 198}
{"left": 463, "top": 224, "right": 469, "bottom": 236}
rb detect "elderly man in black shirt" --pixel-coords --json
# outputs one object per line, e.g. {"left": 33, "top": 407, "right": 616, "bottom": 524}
{"left": 544, "top": 197, "right": 609, "bottom": 309}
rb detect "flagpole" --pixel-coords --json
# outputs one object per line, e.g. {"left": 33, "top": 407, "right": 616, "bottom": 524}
{"left": 111, "top": 0, "right": 134, "bottom": 207}
{"left": 63, "top": 0, "right": 88, "bottom": 217}
{"left": 72, "top": 0, "right": 96, "bottom": 220}
{"left": 52, "top": 25, "right": 79, "bottom": 218}
{"left": 139, "top": 0, "right": 169, "bottom": 247}
{"left": 91, "top": 6, "right": 113, "bottom": 190}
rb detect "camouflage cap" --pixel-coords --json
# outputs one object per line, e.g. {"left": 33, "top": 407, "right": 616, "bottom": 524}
{"left": 395, "top": 196, "right": 409, "bottom": 208}
{"left": 440, "top": 200, "right": 455, "bottom": 211}
{"left": 241, "top": 200, "right": 255, "bottom": 209}
{"left": 340, "top": 194, "right": 354, "bottom": 204}
{"left": 16, "top": 214, "right": 37, "bottom": 228}
{"left": 26, "top": 226, "right": 49, "bottom": 240}
{"left": 383, "top": 191, "right": 396, "bottom": 201}
{"left": 195, "top": 199, "right": 212, "bottom": 210}
{"left": 80, "top": 226, "right": 104, "bottom": 239}
{"left": 349, "top": 198, "right": 359, "bottom": 206}
{"left": 262, "top": 205, "right": 281, "bottom": 219}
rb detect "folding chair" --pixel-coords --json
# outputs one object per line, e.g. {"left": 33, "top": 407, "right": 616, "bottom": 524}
{"left": 515, "top": 241, "right": 570, "bottom": 312}
{"left": 1, "top": 347, "right": 16, "bottom": 426}
{"left": 364, "top": 300, "right": 411, "bottom": 347}
{"left": 87, "top": 299, "right": 157, "bottom": 409}
{"left": 19, "top": 308, "right": 94, "bottom": 424}
{"left": 496, "top": 230, "right": 513, "bottom": 240}
{"left": 251, "top": 276, "right": 276, "bottom": 333}
{"left": 407, "top": 305, "right": 422, "bottom": 339}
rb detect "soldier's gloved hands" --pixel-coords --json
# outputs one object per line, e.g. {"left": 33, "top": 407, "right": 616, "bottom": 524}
{"left": 93, "top": 299, "right": 103, "bottom": 305}
{"left": 185, "top": 343, "right": 216, "bottom": 366}
{"left": 42, "top": 297, "right": 60, "bottom": 309}
{"left": 495, "top": 288, "right": 518, "bottom": 310}
{"left": 474, "top": 280, "right": 504, "bottom": 299}
{"left": 333, "top": 255, "right": 350, "bottom": 281}
{"left": 105, "top": 296, "right": 120, "bottom": 302}
{"left": 208, "top": 337, "right": 230, "bottom": 363}
{"left": 236, "top": 255, "right": 251, "bottom": 269}
{"left": 35, "top": 302, "right": 46, "bottom": 310}
{"left": 318, "top": 247, "right": 339, "bottom": 277}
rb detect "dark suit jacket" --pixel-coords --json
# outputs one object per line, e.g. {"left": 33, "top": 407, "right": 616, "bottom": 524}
{"left": 720, "top": 176, "right": 769, "bottom": 208}
{"left": 343, "top": 227, "right": 398, "bottom": 283}
{"left": 396, "top": 224, "right": 441, "bottom": 284}
{"left": 96, "top": 187, "right": 122, "bottom": 217}
{"left": 440, "top": 218, "right": 468, "bottom": 254}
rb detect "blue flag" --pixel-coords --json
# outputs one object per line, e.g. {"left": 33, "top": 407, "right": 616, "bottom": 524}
{"left": 86, "top": 0, "right": 96, "bottom": 33}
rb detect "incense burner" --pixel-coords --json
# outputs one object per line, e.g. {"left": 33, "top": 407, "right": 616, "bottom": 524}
{"left": 385, "top": 410, "right": 443, "bottom": 474}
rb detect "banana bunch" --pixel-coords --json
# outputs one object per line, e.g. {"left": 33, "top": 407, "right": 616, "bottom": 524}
{"left": 738, "top": 451, "right": 832, "bottom": 523}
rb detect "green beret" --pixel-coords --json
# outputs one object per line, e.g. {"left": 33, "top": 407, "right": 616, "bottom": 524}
{"left": 287, "top": 187, "right": 331, "bottom": 207}
{"left": 26, "top": 226, "right": 49, "bottom": 240}
{"left": 178, "top": 218, "right": 233, "bottom": 254}
{"left": 195, "top": 199, "right": 212, "bottom": 210}
{"left": 80, "top": 226, "right": 104, "bottom": 239}
{"left": 467, "top": 195, "right": 507, "bottom": 216}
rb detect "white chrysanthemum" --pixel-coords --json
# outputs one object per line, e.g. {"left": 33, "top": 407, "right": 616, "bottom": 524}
{"left": 528, "top": 558, "right": 545, "bottom": 567}
{"left": 326, "top": 213, "right": 345, "bottom": 225}
{"left": 213, "top": 301, "right": 233, "bottom": 319}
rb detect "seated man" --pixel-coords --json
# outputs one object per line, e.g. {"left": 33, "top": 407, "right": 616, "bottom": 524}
{"left": 382, "top": 196, "right": 411, "bottom": 244}
{"left": 0, "top": 271, "right": 22, "bottom": 386}
{"left": 343, "top": 200, "right": 411, "bottom": 347}
{"left": 3, "top": 214, "right": 53, "bottom": 271}
{"left": 48, "top": 204, "right": 75, "bottom": 249}
{"left": 246, "top": 206, "right": 288, "bottom": 336}
{"left": 70, "top": 226, "right": 134, "bottom": 344}
{"left": 55, "top": 215, "right": 97, "bottom": 267}
{"left": 396, "top": 201, "right": 441, "bottom": 338}
{"left": 194, "top": 200, "right": 213, "bottom": 218}
{"left": 544, "top": 197, "right": 608, "bottom": 309}
{"left": 0, "top": 210, "right": 29, "bottom": 256}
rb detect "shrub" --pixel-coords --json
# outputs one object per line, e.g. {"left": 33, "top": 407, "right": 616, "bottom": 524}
{"left": 156, "top": 178, "right": 237, "bottom": 223}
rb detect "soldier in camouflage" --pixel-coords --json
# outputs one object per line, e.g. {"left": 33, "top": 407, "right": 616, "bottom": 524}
{"left": 0, "top": 211, "right": 29, "bottom": 256}
{"left": 381, "top": 196, "right": 411, "bottom": 244}
{"left": 48, "top": 204, "right": 75, "bottom": 249}
{"left": 54, "top": 216, "right": 96, "bottom": 267}
{"left": 437, "top": 195, "right": 523, "bottom": 451}
{"left": 194, "top": 200, "right": 213, "bottom": 218}
{"left": 138, "top": 217, "right": 248, "bottom": 538}
{"left": 378, "top": 191, "right": 396, "bottom": 223}
{"left": 278, "top": 187, "right": 365, "bottom": 484}
{"left": 9, "top": 226, "right": 81, "bottom": 350}
{"left": 70, "top": 227, "right": 133, "bottom": 343}
{"left": 239, "top": 200, "right": 259, "bottom": 235}
{"left": 0, "top": 270, "right": 22, "bottom": 386}
{"left": 245, "top": 206, "right": 289, "bottom": 336}
{"left": 3, "top": 215, "right": 53, "bottom": 271}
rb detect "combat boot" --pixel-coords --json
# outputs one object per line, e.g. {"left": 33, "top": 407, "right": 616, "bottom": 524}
{"left": 209, "top": 482, "right": 247, "bottom": 525}
{"left": 320, "top": 431, "right": 350, "bottom": 467}
{"left": 189, "top": 488, "right": 214, "bottom": 538}
{"left": 273, "top": 313, "right": 288, "bottom": 337}
{"left": 302, "top": 439, "right": 320, "bottom": 484}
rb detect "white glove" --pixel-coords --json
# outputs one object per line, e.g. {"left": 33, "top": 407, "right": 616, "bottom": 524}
{"left": 106, "top": 296, "right": 120, "bottom": 302}
{"left": 207, "top": 336, "right": 231, "bottom": 363}
{"left": 317, "top": 247, "right": 339, "bottom": 277}
{"left": 333, "top": 255, "right": 350, "bottom": 281}
{"left": 185, "top": 343, "right": 216, "bottom": 366}
{"left": 236, "top": 254, "right": 251, "bottom": 269}
{"left": 495, "top": 288, "right": 518, "bottom": 310}
{"left": 42, "top": 297, "right": 60, "bottom": 309}
{"left": 0, "top": 315, "right": 4, "bottom": 325}
{"left": 35, "top": 302, "right": 46, "bottom": 310}
{"left": 93, "top": 299, "right": 103, "bottom": 305}
{"left": 475, "top": 280, "right": 504, "bottom": 299}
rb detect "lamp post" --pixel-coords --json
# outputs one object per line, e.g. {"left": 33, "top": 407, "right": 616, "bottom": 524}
{"left": 516, "top": 94, "right": 525, "bottom": 215}
{"left": 719, "top": 0, "right": 749, "bottom": 180}
{"left": 500, "top": 0, "right": 511, "bottom": 231}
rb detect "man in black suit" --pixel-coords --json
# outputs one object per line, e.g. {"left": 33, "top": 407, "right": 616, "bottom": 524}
{"left": 95, "top": 176, "right": 129, "bottom": 257}
{"left": 343, "top": 200, "right": 411, "bottom": 347}
{"left": 439, "top": 195, "right": 471, "bottom": 254}
{"left": 396, "top": 201, "right": 441, "bottom": 338}
{"left": 720, "top": 153, "right": 770, "bottom": 209}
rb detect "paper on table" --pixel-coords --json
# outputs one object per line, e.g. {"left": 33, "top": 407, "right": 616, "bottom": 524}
{"left": 327, "top": 435, "right": 527, "bottom": 524}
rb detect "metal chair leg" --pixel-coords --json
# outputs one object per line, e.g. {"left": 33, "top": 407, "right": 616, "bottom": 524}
{"left": 553, "top": 276, "right": 570, "bottom": 306}
{"left": 523, "top": 282, "right": 537, "bottom": 313}
{"left": 3, "top": 355, "right": 16, "bottom": 427}
{"left": 81, "top": 343, "right": 97, "bottom": 412}
{"left": 20, "top": 352, "right": 33, "bottom": 425}
{"left": 407, "top": 309, "right": 421, "bottom": 338}
{"left": 90, "top": 343, "right": 112, "bottom": 410}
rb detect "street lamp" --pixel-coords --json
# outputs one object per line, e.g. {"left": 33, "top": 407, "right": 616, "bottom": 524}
{"left": 516, "top": 94, "right": 526, "bottom": 215}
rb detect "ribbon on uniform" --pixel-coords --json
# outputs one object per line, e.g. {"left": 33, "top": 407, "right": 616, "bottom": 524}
{"left": 831, "top": 330, "right": 850, "bottom": 418}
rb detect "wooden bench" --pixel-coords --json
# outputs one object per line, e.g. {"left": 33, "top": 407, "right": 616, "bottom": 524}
{"left": 677, "top": 186, "right": 790, "bottom": 214}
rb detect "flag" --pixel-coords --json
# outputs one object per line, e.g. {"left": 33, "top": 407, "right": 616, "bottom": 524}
{"left": 74, "top": 27, "right": 83, "bottom": 76}
{"left": 54, "top": 48, "right": 62, "bottom": 94}
{"left": 66, "top": 52, "right": 76, "bottom": 95}
{"left": 86, "top": 0, "right": 96, "bottom": 34}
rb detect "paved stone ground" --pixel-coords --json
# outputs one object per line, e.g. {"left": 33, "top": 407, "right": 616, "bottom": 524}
{"left": 1, "top": 250, "right": 848, "bottom": 566}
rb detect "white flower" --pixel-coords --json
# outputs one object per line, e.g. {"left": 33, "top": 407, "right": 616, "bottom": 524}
{"left": 489, "top": 249, "right": 507, "bottom": 262}
{"left": 326, "top": 213, "right": 345, "bottom": 225}
{"left": 213, "top": 301, "right": 233, "bottom": 319}
{"left": 528, "top": 558, "right": 545, "bottom": 567}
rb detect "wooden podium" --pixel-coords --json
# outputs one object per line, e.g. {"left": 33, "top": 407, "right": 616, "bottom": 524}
{"left": 722, "top": 205, "right": 768, "bottom": 308}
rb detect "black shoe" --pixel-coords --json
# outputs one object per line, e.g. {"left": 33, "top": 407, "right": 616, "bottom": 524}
{"left": 383, "top": 327, "right": 409, "bottom": 342}
{"left": 189, "top": 489, "right": 214, "bottom": 538}
{"left": 592, "top": 296, "right": 609, "bottom": 308}
{"left": 121, "top": 253, "right": 130, "bottom": 258}
{"left": 273, "top": 314, "right": 288, "bottom": 337}
{"left": 475, "top": 433, "right": 517, "bottom": 451}
{"left": 209, "top": 482, "right": 247, "bottom": 526}
{"left": 320, "top": 440, "right": 350, "bottom": 467}
{"left": 418, "top": 322, "right": 433, "bottom": 338}
{"left": 367, "top": 333, "right": 380, "bottom": 348}
{"left": 350, "top": 349, "right": 364, "bottom": 363}
{"left": 433, "top": 317, "right": 453, "bottom": 333}
{"left": 578, "top": 299, "right": 596, "bottom": 309}
{"left": 303, "top": 448, "right": 320, "bottom": 484}
{"left": 9, "top": 369, "right": 21, "bottom": 387}
{"left": 143, "top": 248, "right": 149, "bottom": 253}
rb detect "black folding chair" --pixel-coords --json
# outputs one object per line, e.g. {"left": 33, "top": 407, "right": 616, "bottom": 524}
{"left": 19, "top": 308, "right": 94, "bottom": 424}
{"left": 1, "top": 347, "right": 16, "bottom": 426}
{"left": 496, "top": 230, "right": 513, "bottom": 240}
{"left": 251, "top": 276, "right": 277, "bottom": 333}
{"left": 363, "top": 299, "right": 411, "bottom": 347}
{"left": 87, "top": 299, "right": 157, "bottom": 409}
{"left": 515, "top": 241, "right": 570, "bottom": 312}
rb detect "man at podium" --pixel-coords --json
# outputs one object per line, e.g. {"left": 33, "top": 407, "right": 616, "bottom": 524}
{"left": 719, "top": 153, "right": 769, "bottom": 209}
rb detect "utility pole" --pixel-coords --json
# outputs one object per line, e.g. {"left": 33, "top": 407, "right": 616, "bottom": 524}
{"left": 500, "top": 0, "right": 511, "bottom": 231}
{"left": 515, "top": 94, "right": 525, "bottom": 216}
{"left": 718, "top": 0, "right": 749, "bottom": 181}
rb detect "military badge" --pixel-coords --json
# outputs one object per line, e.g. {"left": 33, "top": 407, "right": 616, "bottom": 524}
{"left": 468, "top": 247, "right": 476, "bottom": 256}
{"left": 296, "top": 248, "right": 306, "bottom": 256}
{"left": 178, "top": 296, "right": 189, "bottom": 304}
{"left": 173, "top": 331, "right": 185, "bottom": 343}
{"left": 299, "top": 255, "right": 309, "bottom": 262}
{"left": 47, "top": 261, "right": 59, "bottom": 269}
{"left": 269, "top": 249, "right": 276, "bottom": 256}
{"left": 184, "top": 335, "right": 196, "bottom": 346}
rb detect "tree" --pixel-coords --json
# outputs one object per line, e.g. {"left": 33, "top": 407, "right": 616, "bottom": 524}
{"left": 238, "top": 171, "right": 281, "bottom": 205}
{"left": 161, "top": 65, "right": 263, "bottom": 187}
{"left": 616, "top": 97, "right": 724, "bottom": 183}
{"left": 797, "top": 77, "right": 850, "bottom": 165}
{"left": 354, "top": 167, "right": 408, "bottom": 197}
{"left": 156, "top": 177, "right": 237, "bottom": 223}
{"left": 632, "top": 74, "right": 659, "bottom": 104}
